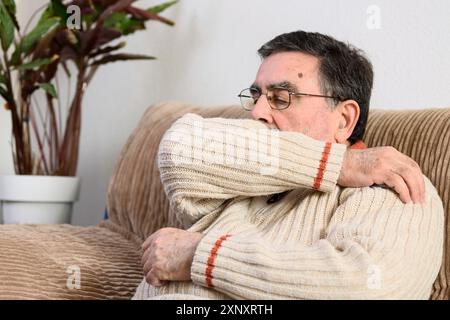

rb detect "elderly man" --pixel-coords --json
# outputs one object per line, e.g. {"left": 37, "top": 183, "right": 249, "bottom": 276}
{"left": 133, "top": 31, "right": 444, "bottom": 299}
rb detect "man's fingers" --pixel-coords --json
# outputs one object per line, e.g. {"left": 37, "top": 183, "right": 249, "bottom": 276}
{"left": 394, "top": 157, "right": 425, "bottom": 204}
{"left": 142, "top": 232, "right": 157, "bottom": 251}
{"left": 407, "top": 157, "right": 425, "bottom": 203}
{"left": 142, "top": 228, "right": 178, "bottom": 250}
{"left": 421, "top": 172, "right": 426, "bottom": 203}
{"left": 141, "top": 247, "right": 151, "bottom": 268}
{"left": 142, "top": 250, "right": 168, "bottom": 285}
{"left": 394, "top": 165, "right": 420, "bottom": 204}
{"left": 145, "top": 268, "right": 163, "bottom": 287}
{"left": 413, "top": 159, "right": 426, "bottom": 203}
{"left": 143, "top": 257, "right": 153, "bottom": 275}
{"left": 145, "top": 267, "right": 169, "bottom": 287}
{"left": 384, "top": 172, "right": 411, "bottom": 204}
{"left": 342, "top": 146, "right": 426, "bottom": 204}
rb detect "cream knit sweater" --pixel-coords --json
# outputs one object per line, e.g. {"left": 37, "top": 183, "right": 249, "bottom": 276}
{"left": 133, "top": 113, "right": 444, "bottom": 300}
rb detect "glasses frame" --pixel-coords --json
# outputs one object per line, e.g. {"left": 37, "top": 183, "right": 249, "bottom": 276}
{"left": 238, "top": 87, "right": 345, "bottom": 111}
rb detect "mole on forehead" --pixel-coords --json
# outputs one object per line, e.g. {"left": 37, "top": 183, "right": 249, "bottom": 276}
{"left": 298, "top": 72, "right": 303, "bottom": 78}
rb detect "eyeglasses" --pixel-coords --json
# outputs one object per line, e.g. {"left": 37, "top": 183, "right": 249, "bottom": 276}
{"left": 237, "top": 87, "right": 344, "bottom": 111}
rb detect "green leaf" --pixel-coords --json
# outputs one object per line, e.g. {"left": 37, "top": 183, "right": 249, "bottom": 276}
{"left": 0, "top": 82, "right": 7, "bottom": 91}
{"left": 0, "top": 86, "right": 7, "bottom": 101}
{"left": 89, "top": 41, "right": 126, "bottom": 57}
{"left": 82, "top": 13, "right": 94, "bottom": 29}
{"left": 104, "top": 12, "right": 127, "bottom": 28}
{"left": 51, "top": 0, "right": 68, "bottom": 21}
{"left": 39, "top": 82, "right": 58, "bottom": 98}
{"left": 91, "top": 53, "right": 156, "bottom": 66}
{"left": 0, "top": 76, "right": 8, "bottom": 101}
{"left": 2, "top": 0, "right": 16, "bottom": 16}
{"left": 147, "top": 0, "right": 178, "bottom": 14}
{"left": 2, "top": 0, "right": 19, "bottom": 30}
{"left": 0, "top": 2, "right": 15, "bottom": 51}
{"left": 36, "top": 1, "right": 68, "bottom": 28}
{"left": 61, "top": 61, "right": 71, "bottom": 78}
{"left": 104, "top": 12, "right": 144, "bottom": 35}
{"left": 21, "top": 17, "right": 61, "bottom": 54}
{"left": 17, "top": 58, "right": 52, "bottom": 71}
{"left": 11, "top": 17, "right": 60, "bottom": 65}
{"left": 37, "top": 4, "right": 54, "bottom": 25}
{"left": 128, "top": 6, "right": 174, "bottom": 26}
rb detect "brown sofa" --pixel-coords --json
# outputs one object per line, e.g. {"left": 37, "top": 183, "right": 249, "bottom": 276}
{"left": 0, "top": 102, "right": 449, "bottom": 300}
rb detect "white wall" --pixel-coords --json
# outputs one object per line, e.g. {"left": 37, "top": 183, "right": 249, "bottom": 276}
{"left": 1, "top": 0, "right": 449, "bottom": 225}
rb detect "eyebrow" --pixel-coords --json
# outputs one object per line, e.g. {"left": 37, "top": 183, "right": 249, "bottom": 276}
{"left": 250, "top": 81, "right": 299, "bottom": 93}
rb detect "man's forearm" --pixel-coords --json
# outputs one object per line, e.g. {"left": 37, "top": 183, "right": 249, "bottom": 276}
{"left": 158, "top": 113, "right": 346, "bottom": 226}
{"left": 159, "top": 113, "right": 346, "bottom": 199}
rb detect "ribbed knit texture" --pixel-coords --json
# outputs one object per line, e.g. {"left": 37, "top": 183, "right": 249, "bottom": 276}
{"left": 0, "top": 224, "right": 143, "bottom": 299}
{"left": 0, "top": 103, "right": 448, "bottom": 300}
{"left": 158, "top": 113, "right": 346, "bottom": 228}
{"left": 133, "top": 113, "right": 444, "bottom": 300}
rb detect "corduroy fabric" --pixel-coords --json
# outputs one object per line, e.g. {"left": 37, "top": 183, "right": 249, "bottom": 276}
{"left": 364, "top": 108, "right": 450, "bottom": 300}
{"left": 0, "top": 102, "right": 448, "bottom": 299}
{"left": 0, "top": 224, "right": 142, "bottom": 299}
{"left": 132, "top": 112, "right": 444, "bottom": 300}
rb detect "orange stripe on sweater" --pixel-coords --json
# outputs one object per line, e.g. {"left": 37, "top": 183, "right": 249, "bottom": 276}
{"left": 350, "top": 140, "right": 367, "bottom": 150}
{"left": 205, "top": 234, "right": 231, "bottom": 288}
{"left": 313, "top": 142, "right": 332, "bottom": 190}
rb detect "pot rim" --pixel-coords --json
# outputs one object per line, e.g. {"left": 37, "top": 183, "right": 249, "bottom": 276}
{"left": 0, "top": 175, "right": 81, "bottom": 202}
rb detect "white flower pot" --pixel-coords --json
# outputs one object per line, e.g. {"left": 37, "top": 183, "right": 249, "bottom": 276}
{"left": 0, "top": 175, "right": 81, "bottom": 224}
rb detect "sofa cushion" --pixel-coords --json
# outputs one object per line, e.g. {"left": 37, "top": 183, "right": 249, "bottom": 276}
{"left": 364, "top": 108, "right": 450, "bottom": 299}
{"left": 0, "top": 223, "right": 143, "bottom": 299}
{"left": 106, "top": 102, "right": 450, "bottom": 299}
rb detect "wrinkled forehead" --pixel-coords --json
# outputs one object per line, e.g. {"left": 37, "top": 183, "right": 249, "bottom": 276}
{"left": 254, "top": 51, "right": 321, "bottom": 92}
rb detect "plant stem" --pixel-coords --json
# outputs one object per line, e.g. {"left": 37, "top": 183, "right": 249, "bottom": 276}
{"left": 46, "top": 93, "right": 59, "bottom": 174}
{"left": 59, "top": 58, "right": 87, "bottom": 176}
{"left": 21, "top": 98, "right": 32, "bottom": 173}
{"left": 21, "top": 3, "right": 47, "bottom": 37}
{"left": 55, "top": 73, "right": 63, "bottom": 151}
{"left": 31, "top": 94, "right": 51, "bottom": 173}
{"left": 3, "top": 50, "right": 29, "bottom": 174}
{"left": 29, "top": 105, "right": 49, "bottom": 175}
{"left": 85, "top": 65, "right": 98, "bottom": 85}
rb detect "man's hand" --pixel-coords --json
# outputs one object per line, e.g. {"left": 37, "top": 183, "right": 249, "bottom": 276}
{"left": 338, "top": 146, "right": 425, "bottom": 204}
{"left": 141, "top": 227, "right": 204, "bottom": 287}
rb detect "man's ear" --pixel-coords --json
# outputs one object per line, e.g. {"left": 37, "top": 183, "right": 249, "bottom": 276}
{"left": 334, "top": 100, "right": 360, "bottom": 144}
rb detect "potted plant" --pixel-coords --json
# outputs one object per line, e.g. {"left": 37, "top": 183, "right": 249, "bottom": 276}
{"left": 0, "top": 0, "right": 177, "bottom": 224}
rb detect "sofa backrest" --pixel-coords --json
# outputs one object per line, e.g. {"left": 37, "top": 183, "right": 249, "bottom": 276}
{"left": 106, "top": 102, "right": 450, "bottom": 300}
{"left": 364, "top": 108, "right": 450, "bottom": 299}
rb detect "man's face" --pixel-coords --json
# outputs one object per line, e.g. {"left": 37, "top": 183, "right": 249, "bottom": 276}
{"left": 251, "top": 51, "right": 341, "bottom": 142}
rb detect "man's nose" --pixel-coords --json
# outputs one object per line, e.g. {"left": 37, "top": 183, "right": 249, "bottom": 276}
{"left": 251, "top": 95, "right": 274, "bottom": 124}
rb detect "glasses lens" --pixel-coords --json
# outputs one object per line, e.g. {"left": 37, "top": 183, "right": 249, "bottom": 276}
{"left": 268, "top": 88, "right": 290, "bottom": 109}
{"left": 239, "top": 88, "right": 259, "bottom": 110}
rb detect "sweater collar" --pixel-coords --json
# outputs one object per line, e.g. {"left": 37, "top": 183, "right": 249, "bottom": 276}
{"left": 350, "top": 140, "right": 367, "bottom": 150}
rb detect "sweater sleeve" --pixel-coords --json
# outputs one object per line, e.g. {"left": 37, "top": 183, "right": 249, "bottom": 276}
{"left": 190, "top": 177, "right": 444, "bottom": 299}
{"left": 157, "top": 113, "right": 346, "bottom": 227}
